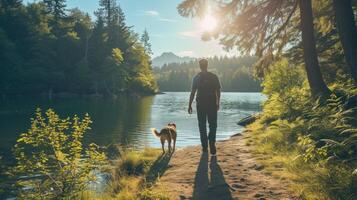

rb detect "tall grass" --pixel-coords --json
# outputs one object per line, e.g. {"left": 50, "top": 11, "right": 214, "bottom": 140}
{"left": 92, "top": 147, "right": 171, "bottom": 200}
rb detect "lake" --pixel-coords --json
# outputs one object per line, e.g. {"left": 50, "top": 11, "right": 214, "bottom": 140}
{"left": 0, "top": 92, "right": 265, "bottom": 161}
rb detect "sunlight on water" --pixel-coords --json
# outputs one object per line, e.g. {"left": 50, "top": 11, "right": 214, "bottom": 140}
{"left": 147, "top": 92, "right": 265, "bottom": 148}
{"left": 0, "top": 92, "right": 266, "bottom": 159}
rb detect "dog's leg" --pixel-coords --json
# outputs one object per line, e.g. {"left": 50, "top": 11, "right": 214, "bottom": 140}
{"left": 160, "top": 138, "right": 165, "bottom": 154}
{"left": 173, "top": 138, "right": 176, "bottom": 152}
{"left": 168, "top": 138, "right": 172, "bottom": 153}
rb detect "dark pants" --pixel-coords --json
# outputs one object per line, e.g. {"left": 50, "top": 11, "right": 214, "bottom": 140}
{"left": 197, "top": 100, "right": 217, "bottom": 152}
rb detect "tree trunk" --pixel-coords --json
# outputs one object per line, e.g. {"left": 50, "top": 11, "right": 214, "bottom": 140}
{"left": 299, "top": 0, "right": 331, "bottom": 97}
{"left": 332, "top": 0, "right": 357, "bottom": 84}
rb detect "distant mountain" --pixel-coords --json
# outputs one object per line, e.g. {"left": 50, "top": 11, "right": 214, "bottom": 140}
{"left": 152, "top": 52, "right": 195, "bottom": 68}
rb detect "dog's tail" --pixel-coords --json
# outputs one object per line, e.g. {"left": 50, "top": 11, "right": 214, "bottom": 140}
{"left": 151, "top": 128, "right": 160, "bottom": 138}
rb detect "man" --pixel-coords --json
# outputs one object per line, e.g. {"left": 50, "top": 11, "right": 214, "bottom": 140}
{"left": 188, "top": 59, "right": 221, "bottom": 156}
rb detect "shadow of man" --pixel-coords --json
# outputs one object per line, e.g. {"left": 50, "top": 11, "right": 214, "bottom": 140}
{"left": 193, "top": 154, "right": 233, "bottom": 200}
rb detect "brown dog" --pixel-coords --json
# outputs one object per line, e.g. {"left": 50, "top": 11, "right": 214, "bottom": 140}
{"left": 151, "top": 123, "right": 177, "bottom": 153}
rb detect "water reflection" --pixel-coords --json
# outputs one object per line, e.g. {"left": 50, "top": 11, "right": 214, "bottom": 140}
{"left": 0, "top": 92, "right": 265, "bottom": 161}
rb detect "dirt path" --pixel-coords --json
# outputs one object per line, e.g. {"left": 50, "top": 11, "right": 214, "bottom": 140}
{"left": 156, "top": 132, "right": 297, "bottom": 200}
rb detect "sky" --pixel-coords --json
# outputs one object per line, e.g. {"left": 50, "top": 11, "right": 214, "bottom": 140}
{"left": 24, "top": 0, "right": 237, "bottom": 58}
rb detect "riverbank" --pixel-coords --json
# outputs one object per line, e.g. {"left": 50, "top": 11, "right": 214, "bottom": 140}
{"left": 151, "top": 131, "right": 297, "bottom": 199}
{"left": 81, "top": 148, "right": 170, "bottom": 199}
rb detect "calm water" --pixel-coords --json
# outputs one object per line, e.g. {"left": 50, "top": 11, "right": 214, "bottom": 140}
{"left": 0, "top": 92, "right": 265, "bottom": 159}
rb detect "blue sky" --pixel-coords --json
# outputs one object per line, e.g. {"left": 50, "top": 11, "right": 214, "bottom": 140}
{"left": 24, "top": 0, "right": 236, "bottom": 58}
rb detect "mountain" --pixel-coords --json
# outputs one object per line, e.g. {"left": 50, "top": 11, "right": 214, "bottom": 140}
{"left": 152, "top": 52, "right": 195, "bottom": 68}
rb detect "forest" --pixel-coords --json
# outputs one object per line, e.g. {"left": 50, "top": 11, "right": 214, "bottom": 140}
{"left": 0, "top": 0, "right": 157, "bottom": 97}
{"left": 154, "top": 56, "right": 262, "bottom": 92}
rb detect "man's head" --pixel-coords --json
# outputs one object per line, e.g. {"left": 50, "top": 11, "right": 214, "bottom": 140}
{"left": 199, "top": 59, "right": 208, "bottom": 71}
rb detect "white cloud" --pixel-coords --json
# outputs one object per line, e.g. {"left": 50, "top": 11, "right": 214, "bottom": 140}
{"left": 177, "top": 50, "right": 195, "bottom": 57}
{"left": 179, "top": 30, "right": 201, "bottom": 38}
{"left": 142, "top": 10, "right": 159, "bottom": 16}
{"left": 158, "top": 18, "right": 177, "bottom": 22}
{"left": 138, "top": 10, "right": 176, "bottom": 23}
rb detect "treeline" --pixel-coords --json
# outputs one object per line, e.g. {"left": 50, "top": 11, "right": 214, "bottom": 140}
{"left": 0, "top": 0, "right": 157, "bottom": 97}
{"left": 154, "top": 56, "right": 262, "bottom": 92}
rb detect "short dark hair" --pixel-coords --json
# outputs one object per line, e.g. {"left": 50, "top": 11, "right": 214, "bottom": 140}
{"left": 199, "top": 59, "right": 208, "bottom": 70}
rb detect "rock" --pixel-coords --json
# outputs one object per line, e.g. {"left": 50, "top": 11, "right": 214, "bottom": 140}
{"left": 231, "top": 132, "right": 242, "bottom": 137}
{"left": 237, "top": 115, "right": 258, "bottom": 126}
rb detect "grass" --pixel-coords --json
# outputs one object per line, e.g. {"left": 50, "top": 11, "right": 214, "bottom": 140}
{"left": 81, "top": 148, "right": 172, "bottom": 200}
{"left": 246, "top": 118, "right": 357, "bottom": 200}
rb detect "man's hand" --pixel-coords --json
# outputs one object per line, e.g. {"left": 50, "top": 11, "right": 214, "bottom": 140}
{"left": 188, "top": 89, "right": 196, "bottom": 115}
{"left": 188, "top": 106, "right": 193, "bottom": 114}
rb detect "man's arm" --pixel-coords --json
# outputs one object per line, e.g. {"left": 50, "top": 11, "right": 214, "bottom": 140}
{"left": 216, "top": 88, "right": 221, "bottom": 111}
{"left": 188, "top": 89, "right": 196, "bottom": 114}
{"left": 215, "top": 75, "right": 221, "bottom": 111}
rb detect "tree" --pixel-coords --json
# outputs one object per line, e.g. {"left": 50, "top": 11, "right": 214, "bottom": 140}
{"left": 43, "top": 0, "right": 67, "bottom": 36}
{"left": 178, "top": 0, "right": 331, "bottom": 97}
{"left": 141, "top": 29, "right": 153, "bottom": 55}
{"left": 299, "top": 0, "right": 331, "bottom": 97}
{"left": 332, "top": 0, "right": 357, "bottom": 84}
{"left": 97, "top": 0, "right": 129, "bottom": 50}
{"left": 154, "top": 56, "right": 260, "bottom": 92}
{"left": 88, "top": 16, "right": 107, "bottom": 94}
{"left": 0, "top": 0, "right": 157, "bottom": 96}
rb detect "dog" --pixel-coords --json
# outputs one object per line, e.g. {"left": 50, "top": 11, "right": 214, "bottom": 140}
{"left": 151, "top": 123, "right": 177, "bottom": 154}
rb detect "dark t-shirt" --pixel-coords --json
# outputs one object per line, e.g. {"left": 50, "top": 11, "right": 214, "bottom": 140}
{"left": 192, "top": 72, "right": 221, "bottom": 104}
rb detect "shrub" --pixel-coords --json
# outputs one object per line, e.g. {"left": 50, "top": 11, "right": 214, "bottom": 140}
{"left": 12, "top": 108, "right": 107, "bottom": 199}
{"left": 261, "top": 58, "right": 310, "bottom": 120}
{"left": 250, "top": 58, "right": 357, "bottom": 199}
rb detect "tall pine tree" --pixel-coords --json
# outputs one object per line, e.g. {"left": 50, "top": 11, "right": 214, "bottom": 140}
{"left": 141, "top": 29, "right": 153, "bottom": 55}
{"left": 43, "top": 0, "right": 67, "bottom": 37}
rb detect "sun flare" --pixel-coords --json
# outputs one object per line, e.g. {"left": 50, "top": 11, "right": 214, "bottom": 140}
{"left": 200, "top": 15, "right": 218, "bottom": 32}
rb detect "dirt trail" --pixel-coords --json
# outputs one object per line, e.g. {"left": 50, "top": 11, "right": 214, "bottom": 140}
{"left": 157, "top": 132, "right": 297, "bottom": 200}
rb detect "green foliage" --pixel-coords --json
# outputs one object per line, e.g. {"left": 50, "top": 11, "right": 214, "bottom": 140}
{"left": 249, "top": 58, "right": 357, "bottom": 199}
{"left": 12, "top": 108, "right": 107, "bottom": 199}
{"left": 154, "top": 56, "right": 261, "bottom": 92}
{"left": 0, "top": 1, "right": 157, "bottom": 96}
{"left": 297, "top": 134, "right": 328, "bottom": 162}
{"left": 261, "top": 58, "right": 309, "bottom": 119}
{"left": 141, "top": 29, "right": 153, "bottom": 56}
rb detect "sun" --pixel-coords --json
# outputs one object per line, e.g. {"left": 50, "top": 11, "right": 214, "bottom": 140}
{"left": 200, "top": 15, "right": 218, "bottom": 32}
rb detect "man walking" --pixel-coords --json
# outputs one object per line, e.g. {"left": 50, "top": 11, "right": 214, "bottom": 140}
{"left": 188, "top": 59, "right": 221, "bottom": 155}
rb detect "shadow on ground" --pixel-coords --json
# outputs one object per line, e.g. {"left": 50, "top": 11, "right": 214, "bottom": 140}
{"left": 145, "top": 152, "right": 172, "bottom": 185}
{"left": 193, "top": 153, "right": 233, "bottom": 200}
